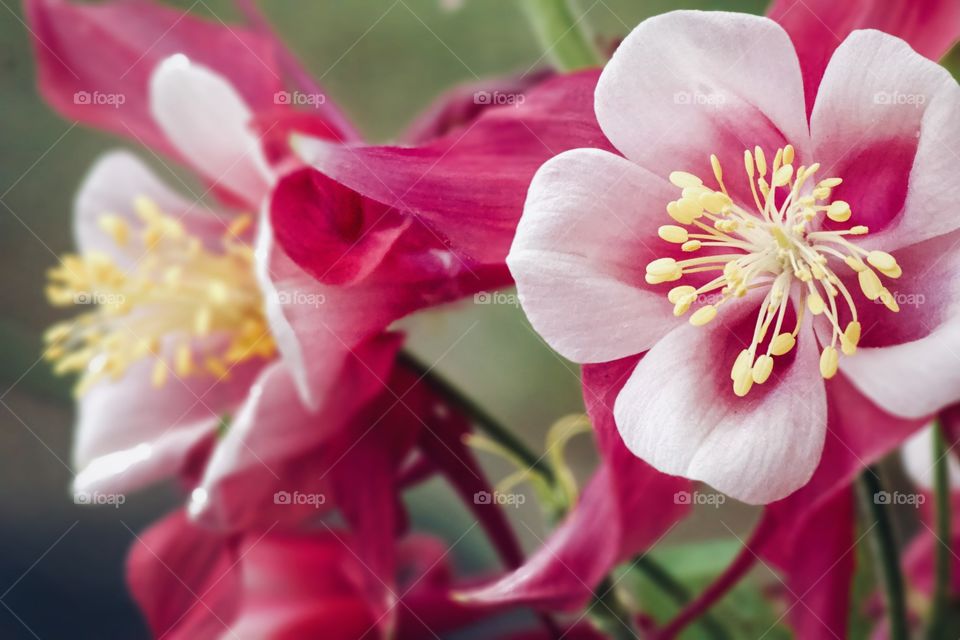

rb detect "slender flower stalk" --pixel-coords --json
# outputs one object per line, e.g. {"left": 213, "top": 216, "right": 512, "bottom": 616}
{"left": 858, "top": 468, "right": 908, "bottom": 640}
{"left": 927, "top": 421, "right": 952, "bottom": 639}
{"left": 397, "top": 350, "right": 556, "bottom": 486}
{"left": 523, "top": 0, "right": 600, "bottom": 71}
{"left": 589, "top": 576, "right": 640, "bottom": 640}
{"left": 632, "top": 555, "right": 730, "bottom": 640}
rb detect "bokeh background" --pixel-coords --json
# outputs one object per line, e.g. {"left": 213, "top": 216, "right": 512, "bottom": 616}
{"left": 2, "top": 1, "right": 953, "bottom": 637}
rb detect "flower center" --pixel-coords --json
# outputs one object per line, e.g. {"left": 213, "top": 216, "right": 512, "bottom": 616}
{"left": 646, "top": 144, "right": 901, "bottom": 397}
{"left": 44, "top": 197, "right": 275, "bottom": 396}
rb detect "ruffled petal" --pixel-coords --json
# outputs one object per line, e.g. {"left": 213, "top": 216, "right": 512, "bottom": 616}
{"left": 149, "top": 55, "right": 272, "bottom": 208}
{"left": 508, "top": 148, "right": 678, "bottom": 363}
{"left": 614, "top": 312, "right": 827, "bottom": 504}
{"left": 292, "top": 70, "right": 612, "bottom": 264}
{"left": 595, "top": 10, "right": 810, "bottom": 203}
{"left": 768, "top": 0, "right": 960, "bottom": 116}
{"left": 810, "top": 29, "right": 960, "bottom": 251}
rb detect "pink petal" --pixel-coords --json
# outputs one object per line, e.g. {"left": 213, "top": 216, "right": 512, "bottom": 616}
{"left": 595, "top": 10, "right": 809, "bottom": 204}
{"left": 74, "top": 150, "right": 230, "bottom": 266}
{"left": 292, "top": 69, "right": 612, "bottom": 264}
{"left": 768, "top": 0, "right": 960, "bottom": 116}
{"left": 614, "top": 309, "right": 827, "bottom": 505}
{"left": 507, "top": 148, "right": 679, "bottom": 364}
{"left": 810, "top": 30, "right": 960, "bottom": 251}
{"left": 25, "top": 0, "right": 285, "bottom": 160}
{"left": 189, "top": 335, "right": 401, "bottom": 530}
{"left": 149, "top": 56, "right": 272, "bottom": 209}
{"left": 73, "top": 340, "right": 265, "bottom": 497}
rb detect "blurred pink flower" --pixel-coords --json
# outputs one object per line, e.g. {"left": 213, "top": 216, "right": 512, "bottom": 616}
{"left": 508, "top": 10, "right": 960, "bottom": 505}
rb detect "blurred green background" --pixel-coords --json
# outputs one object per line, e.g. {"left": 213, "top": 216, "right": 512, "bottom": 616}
{"left": 2, "top": 0, "right": 948, "bottom": 638}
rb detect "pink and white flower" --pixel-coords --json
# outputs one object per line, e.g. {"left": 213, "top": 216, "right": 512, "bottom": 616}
{"left": 508, "top": 10, "right": 960, "bottom": 504}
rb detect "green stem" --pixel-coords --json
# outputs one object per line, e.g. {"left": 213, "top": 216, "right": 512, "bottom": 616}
{"left": 523, "top": 0, "right": 601, "bottom": 71}
{"left": 633, "top": 556, "right": 731, "bottom": 640}
{"left": 397, "top": 350, "right": 556, "bottom": 486}
{"left": 927, "top": 421, "right": 952, "bottom": 640}
{"left": 858, "top": 467, "right": 909, "bottom": 640}
{"left": 589, "top": 576, "right": 640, "bottom": 640}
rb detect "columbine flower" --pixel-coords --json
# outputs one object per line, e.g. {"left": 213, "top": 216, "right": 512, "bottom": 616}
{"left": 509, "top": 10, "right": 960, "bottom": 504}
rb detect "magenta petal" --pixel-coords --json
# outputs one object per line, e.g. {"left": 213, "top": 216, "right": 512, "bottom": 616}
{"left": 293, "top": 70, "right": 613, "bottom": 264}
{"left": 126, "top": 510, "right": 239, "bottom": 640}
{"left": 768, "top": 0, "right": 960, "bottom": 116}
{"left": 269, "top": 168, "right": 410, "bottom": 286}
{"left": 25, "top": 0, "right": 285, "bottom": 159}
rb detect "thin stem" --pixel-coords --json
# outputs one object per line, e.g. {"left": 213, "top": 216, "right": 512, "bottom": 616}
{"left": 589, "top": 576, "right": 640, "bottom": 640}
{"left": 858, "top": 467, "right": 909, "bottom": 640}
{"left": 523, "top": 0, "right": 601, "bottom": 71}
{"left": 633, "top": 556, "right": 731, "bottom": 640}
{"left": 927, "top": 421, "right": 952, "bottom": 640}
{"left": 397, "top": 350, "right": 556, "bottom": 486}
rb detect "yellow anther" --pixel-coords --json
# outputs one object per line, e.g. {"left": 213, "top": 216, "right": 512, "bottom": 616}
{"left": 151, "top": 360, "right": 168, "bottom": 387}
{"left": 658, "top": 225, "right": 688, "bottom": 244}
{"left": 770, "top": 332, "right": 796, "bottom": 356}
{"left": 175, "top": 343, "right": 193, "bottom": 376}
{"left": 731, "top": 349, "right": 752, "bottom": 382}
{"left": 733, "top": 366, "right": 754, "bottom": 397}
{"left": 711, "top": 154, "right": 723, "bottom": 184}
{"left": 827, "top": 201, "right": 851, "bottom": 222}
{"left": 879, "top": 288, "right": 900, "bottom": 312}
{"left": 646, "top": 258, "right": 680, "bottom": 278}
{"left": 689, "top": 305, "right": 718, "bottom": 327}
{"left": 806, "top": 291, "right": 826, "bottom": 315}
{"left": 700, "top": 191, "right": 730, "bottom": 213}
{"left": 819, "top": 177, "right": 842, "bottom": 188}
{"left": 667, "top": 285, "right": 696, "bottom": 304}
{"left": 681, "top": 240, "right": 701, "bottom": 252}
{"left": 752, "top": 355, "right": 774, "bottom": 384}
{"left": 772, "top": 165, "right": 794, "bottom": 187}
{"left": 844, "top": 256, "right": 867, "bottom": 272}
{"left": 754, "top": 146, "right": 767, "bottom": 175}
{"left": 858, "top": 269, "right": 883, "bottom": 300}
{"left": 227, "top": 214, "right": 254, "bottom": 238}
{"left": 819, "top": 347, "right": 839, "bottom": 379}
{"left": 669, "top": 171, "right": 703, "bottom": 189}
{"left": 782, "top": 144, "right": 795, "bottom": 165}
{"left": 98, "top": 215, "right": 130, "bottom": 246}
{"left": 744, "top": 149, "right": 755, "bottom": 178}
{"left": 866, "top": 251, "right": 899, "bottom": 279}
{"left": 850, "top": 225, "right": 869, "bottom": 235}
{"left": 841, "top": 321, "right": 861, "bottom": 356}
